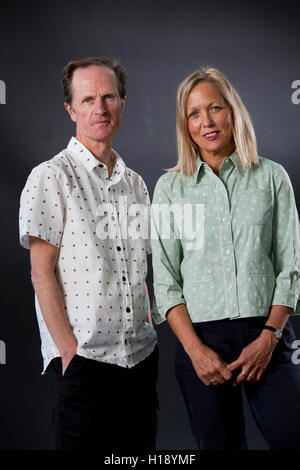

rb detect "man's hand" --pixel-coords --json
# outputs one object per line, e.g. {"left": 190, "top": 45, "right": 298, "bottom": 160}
{"left": 61, "top": 346, "right": 78, "bottom": 376}
{"left": 227, "top": 330, "right": 278, "bottom": 385}
{"left": 188, "top": 343, "right": 232, "bottom": 386}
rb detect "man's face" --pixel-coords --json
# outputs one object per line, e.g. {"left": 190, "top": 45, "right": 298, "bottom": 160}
{"left": 65, "top": 65, "right": 125, "bottom": 147}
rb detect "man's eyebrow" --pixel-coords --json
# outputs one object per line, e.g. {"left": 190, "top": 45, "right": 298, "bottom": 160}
{"left": 81, "top": 94, "right": 94, "bottom": 100}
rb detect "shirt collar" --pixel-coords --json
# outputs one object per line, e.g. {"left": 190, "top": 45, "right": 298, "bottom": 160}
{"left": 229, "top": 149, "right": 244, "bottom": 175}
{"left": 67, "top": 136, "right": 126, "bottom": 178}
{"left": 192, "top": 148, "right": 244, "bottom": 183}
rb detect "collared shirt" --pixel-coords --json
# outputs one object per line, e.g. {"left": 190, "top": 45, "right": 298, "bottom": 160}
{"left": 151, "top": 150, "right": 300, "bottom": 324}
{"left": 19, "top": 137, "right": 157, "bottom": 373}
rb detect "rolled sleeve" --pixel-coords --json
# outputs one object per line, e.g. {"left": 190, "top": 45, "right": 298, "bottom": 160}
{"left": 271, "top": 165, "right": 300, "bottom": 310}
{"left": 19, "top": 162, "right": 65, "bottom": 250}
{"left": 151, "top": 175, "right": 185, "bottom": 324}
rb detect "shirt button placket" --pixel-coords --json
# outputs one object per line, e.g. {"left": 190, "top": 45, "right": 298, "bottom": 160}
{"left": 111, "top": 190, "right": 133, "bottom": 359}
{"left": 216, "top": 179, "right": 239, "bottom": 318}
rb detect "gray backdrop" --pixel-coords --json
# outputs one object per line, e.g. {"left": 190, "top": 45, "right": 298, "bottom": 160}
{"left": 0, "top": 0, "right": 300, "bottom": 450}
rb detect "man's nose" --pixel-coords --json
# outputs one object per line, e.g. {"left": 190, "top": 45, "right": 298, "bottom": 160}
{"left": 94, "top": 99, "right": 107, "bottom": 114}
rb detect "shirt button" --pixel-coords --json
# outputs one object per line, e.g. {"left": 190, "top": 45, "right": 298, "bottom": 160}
{"left": 222, "top": 217, "right": 226, "bottom": 222}
{"left": 99, "top": 164, "right": 104, "bottom": 168}
{"left": 225, "top": 249, "right": 230, "bottom": 255}
{"left": 125, "top": 339, "right": 128, "bottom": 344}
{"left": 117, "top": 246, "right": 121, "bottom": 251}
{"left": 126, "top": 307, "right": 131, "bottom": 313}
{"left": 122, "top": 276, "right": 126, "bottom": 282}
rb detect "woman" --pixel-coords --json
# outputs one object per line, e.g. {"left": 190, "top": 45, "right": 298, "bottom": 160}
{"left": 151, "top": 67, "right": 300, "bottom": 450}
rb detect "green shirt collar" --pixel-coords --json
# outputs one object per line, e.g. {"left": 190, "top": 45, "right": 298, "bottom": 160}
{"left": 193, "top": 149, "right": 244, "bottom": 183}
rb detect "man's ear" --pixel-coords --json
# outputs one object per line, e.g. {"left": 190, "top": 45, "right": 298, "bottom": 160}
{"left": 64, "top": 102, "right": 77, "bottom": 123}
{"left": 121, "top": 95, "right": 126, "bottom": 111}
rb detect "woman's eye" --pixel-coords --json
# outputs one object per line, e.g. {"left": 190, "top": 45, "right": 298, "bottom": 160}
{"left": 211, "top": 105, "right": 221, "bottom": 111}
{"left": 188, "top": 111, "right": 198, "bottom": 118}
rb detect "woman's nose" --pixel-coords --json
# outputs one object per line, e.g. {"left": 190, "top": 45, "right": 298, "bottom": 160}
{"left": 202, "top": 112, "right": 214, "bottom": 127}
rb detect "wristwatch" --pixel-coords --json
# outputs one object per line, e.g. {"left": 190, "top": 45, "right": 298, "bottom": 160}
{"left": 262, "top": 325, "right": 283, "bottom": 339}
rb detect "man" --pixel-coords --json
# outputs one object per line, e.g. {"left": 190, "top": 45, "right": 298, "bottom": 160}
{"left": 19, "top": 57, "right": 158, "bottom": 451}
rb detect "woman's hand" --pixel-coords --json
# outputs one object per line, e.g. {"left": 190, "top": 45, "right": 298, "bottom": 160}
{"left": 188, "top": 343, "right": 232, "bottom": 386}
{"left": 227, "top": 330, "right": 278, "bottom": 385}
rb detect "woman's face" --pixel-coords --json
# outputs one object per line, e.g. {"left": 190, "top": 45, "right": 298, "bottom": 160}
{"left": 186, "top": 81, "right": 234, "bottom": 160}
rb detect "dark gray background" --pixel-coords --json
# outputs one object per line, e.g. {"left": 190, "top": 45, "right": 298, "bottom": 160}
{"left": 0, "top": 0, "right": 300, "bottom": 450}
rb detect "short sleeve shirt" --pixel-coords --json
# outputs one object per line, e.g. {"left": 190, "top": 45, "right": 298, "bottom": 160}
{"left": 19, "top": 137, "right": 157, "bottom": 373}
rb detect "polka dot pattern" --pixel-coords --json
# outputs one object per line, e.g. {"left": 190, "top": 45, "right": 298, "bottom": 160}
{"left": 151, "top": 150, "right": 300, "bottom": 324}
{"left": 19, "top": 137, "right": 157, "bottom": 372}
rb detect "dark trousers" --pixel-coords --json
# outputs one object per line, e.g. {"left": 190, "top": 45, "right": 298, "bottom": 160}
{"left": 174, "top": 317, "right": 300, "bottom": 450}
{"left": 46, "top": 345, "right": 159, "bottom": 452}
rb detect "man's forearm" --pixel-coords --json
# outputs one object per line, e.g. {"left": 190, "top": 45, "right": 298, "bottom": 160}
{"left": 32, "top": 272, "right": 77, "bottom": 358}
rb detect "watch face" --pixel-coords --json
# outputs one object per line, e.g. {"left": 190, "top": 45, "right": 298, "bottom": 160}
{"left": 275, "top": 329, "right": 282, "bottom": 339}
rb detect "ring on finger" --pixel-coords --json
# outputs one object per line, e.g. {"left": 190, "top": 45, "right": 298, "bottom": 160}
{"left": 210, "top": 379, "right": 217, "bottom": 384}
{"left": 241, "top": 371, "right": 248, "bottom": 377}
{"left": 248, "top": 374, "right": 255, "bottom": 379}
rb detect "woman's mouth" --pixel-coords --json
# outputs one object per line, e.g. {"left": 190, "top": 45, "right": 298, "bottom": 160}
{"left": 203, "top": 131, "right": 219, "bottom": 140}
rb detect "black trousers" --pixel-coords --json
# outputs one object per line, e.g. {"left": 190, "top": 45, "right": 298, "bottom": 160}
{"left": 175, "top": 317, "right": 300, "bottom": 450}
{"left": 46, "top": 345, "right": 159, "bottom": 452}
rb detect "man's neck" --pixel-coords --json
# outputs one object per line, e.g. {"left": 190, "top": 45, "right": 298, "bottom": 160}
{"left": 76, "top": 135, "right": 116, "bottom": 177}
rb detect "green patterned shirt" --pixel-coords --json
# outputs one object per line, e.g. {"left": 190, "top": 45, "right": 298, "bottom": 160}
{"left": 151, "top": 150, "right": 300, "bottom": 324}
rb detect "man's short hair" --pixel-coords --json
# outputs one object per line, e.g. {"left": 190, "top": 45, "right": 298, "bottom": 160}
{"left": 62, "top": 56, "right": 128, "bottom": 105}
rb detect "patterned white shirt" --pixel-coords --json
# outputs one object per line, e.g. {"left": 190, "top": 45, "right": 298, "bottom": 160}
{"left": 19, "top": 137, "right": 157, "bottom": 373}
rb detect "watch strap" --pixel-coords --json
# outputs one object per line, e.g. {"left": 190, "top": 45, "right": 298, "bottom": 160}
{"left": 262, "top": 325, "right": 282, "bottom": 339}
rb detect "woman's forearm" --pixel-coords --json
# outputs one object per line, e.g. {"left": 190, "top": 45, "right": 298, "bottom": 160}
{"left": 259, "top": 304, "right": 292, "bottom": 343}
{"left": 166, "top": 303, "right": 204, "bottom": 356}
{"left": 265, "top": 304, "right": 292, "bottom": 329}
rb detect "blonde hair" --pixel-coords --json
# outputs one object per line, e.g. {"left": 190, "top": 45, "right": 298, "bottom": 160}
{"left": 170, "top": 67, "right": 258, "bottom": 176}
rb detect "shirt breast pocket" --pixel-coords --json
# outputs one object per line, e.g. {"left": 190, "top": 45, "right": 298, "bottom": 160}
{"left": 183, "top": 270, "right": 216, "bottom": 315}
{"left": 236, "top": 188, "right": 272, "bottom": 225}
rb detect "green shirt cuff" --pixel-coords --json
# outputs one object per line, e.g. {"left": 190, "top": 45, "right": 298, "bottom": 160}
{"left": 272, "top": 287, "right": 298, "bottom": 310}
{"left": 151, "top": 297, "right": 186, "bottom": 324}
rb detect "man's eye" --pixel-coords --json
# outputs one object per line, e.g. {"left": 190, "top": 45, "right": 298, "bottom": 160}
{"left": 84, "top": 98, "right": 92, "bottom": 103}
